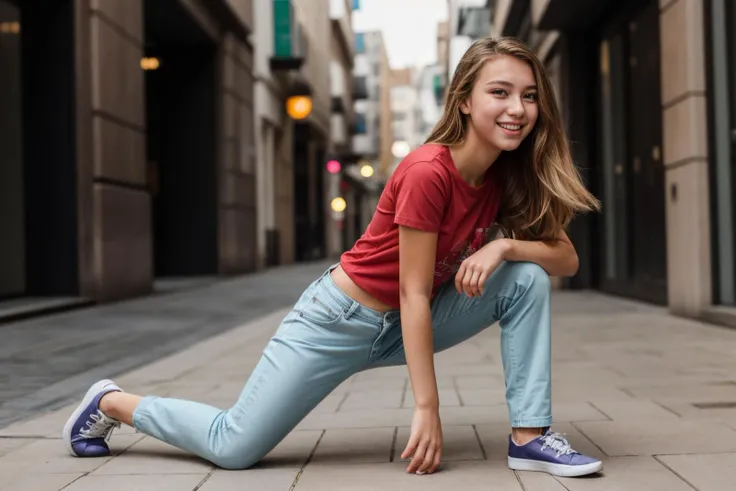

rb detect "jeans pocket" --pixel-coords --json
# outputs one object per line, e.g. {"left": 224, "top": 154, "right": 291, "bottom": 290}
{"left": 298, "top": 294, "right": 344, "bottom": 325}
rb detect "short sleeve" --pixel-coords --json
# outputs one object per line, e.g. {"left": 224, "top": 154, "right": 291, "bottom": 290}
{"left": 393, "top": 162, "right": 449, "bottom": 232}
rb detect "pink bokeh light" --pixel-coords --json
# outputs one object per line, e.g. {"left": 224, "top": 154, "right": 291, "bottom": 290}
{"left": 326, "top": 160, "right": 341, "bottom": 174}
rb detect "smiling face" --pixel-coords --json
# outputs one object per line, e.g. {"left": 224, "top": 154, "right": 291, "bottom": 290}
{"left": 459, "top": 55, "right": 539, "bottom": 152}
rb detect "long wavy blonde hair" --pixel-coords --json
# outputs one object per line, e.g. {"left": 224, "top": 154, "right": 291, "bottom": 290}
{"left": 426, "top": 36, "right": 600, "bottom": 240}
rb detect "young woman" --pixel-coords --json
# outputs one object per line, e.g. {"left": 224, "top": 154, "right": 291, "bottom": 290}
{"left": 63, "top": 37, "right": 602, "bottom": 478}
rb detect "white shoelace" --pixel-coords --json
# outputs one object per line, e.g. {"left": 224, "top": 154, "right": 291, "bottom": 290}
{"left": 79, "top": 410, "right": 120, "bottom": 441}
{"left": 540, "top": 432, "right": 576, "bottom": 457}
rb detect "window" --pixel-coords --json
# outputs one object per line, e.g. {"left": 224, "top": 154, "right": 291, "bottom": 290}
{"left": 433, "top": 74, "right": 445, "bottom": 104}
{"left": 353, "top": 76, "right": 368, "bottom": 99}
{"left": 355, "top": 33, "right": 365, "bottom": 53}
{"left": 354, "top": 113, "right": 367, "bottom": 134}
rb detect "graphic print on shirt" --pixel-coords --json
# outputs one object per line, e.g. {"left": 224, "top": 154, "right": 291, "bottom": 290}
{"left": 434, "top": 225, "right": 500, "bottom": 279}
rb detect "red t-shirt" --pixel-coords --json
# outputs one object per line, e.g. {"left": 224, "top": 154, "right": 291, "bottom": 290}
{"left": 340, "top": 144, "right": 502, "bottom": 308}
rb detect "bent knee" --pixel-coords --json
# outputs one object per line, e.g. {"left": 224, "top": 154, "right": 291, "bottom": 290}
{"left": 508, "top": 262, "right": 551, "bottom": 294}
{"left": 210, "top": 444, "right": 263, "bottom": 470}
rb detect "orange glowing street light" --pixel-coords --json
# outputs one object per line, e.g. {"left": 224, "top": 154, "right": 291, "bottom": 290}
{"left": 286, "top": 95, "right": 312, "bottom": 120}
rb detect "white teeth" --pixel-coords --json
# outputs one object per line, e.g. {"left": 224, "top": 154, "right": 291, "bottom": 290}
{"left": 498, "top": 123, "right": 522, "bottom": 131}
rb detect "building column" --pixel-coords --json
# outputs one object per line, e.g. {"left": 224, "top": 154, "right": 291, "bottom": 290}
{"left": 660, "top": 0, "right": 712, "bottom": 315}
{"left": 219, "top": 34, "right": 257, "bottom": 274}
{"left": 85, "top": 0, "right": 151, "bottom": 301}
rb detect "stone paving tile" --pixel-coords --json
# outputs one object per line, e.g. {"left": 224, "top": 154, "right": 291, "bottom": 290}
{"left": 348, "top": 376, "right": 407, "bottom": 391}
{"left": 551, "top": 402, "right": 611, "bottom": 423}
{"left": 454, "top": 374, "right": 506, "bottom": 390}
{"left": 312, "top": 394, "right": 345, "bottom": 413}
{"left": 574, "top": 420, "right": 736, "bottom": 456}
{"left": 353, "top": 366, "right": 408, "bottom": 381}
{"left": 257, "top": 430, "right": 322, "bottom": 468}
{"left": 663, "top": 403, "right": 736, "bottom": 424}
{"left": 551, "top": 385, "right": 636, "bottom": 404}
{"left": 339, "top": 389, "right": 404, "bottom": 410}
{"left": 64, "top": 474, "right": 207, "bottom": 491}
{"left": 624, "top": 383, "right": 736, "bottom": 402}
{"left": 92, "top": 437, "right": 215, "bottom": 475}
{"left": 586, "top": 400, "right": 680, "bottom": 422}
{"left": 294, "top": 461, "right": 523, "bottom": 490}
{"left": 0, "top": 405, "right": 73, "bottom": 438}
{"left": 311, "top": 428, "right": 394, "bottom": 464}
{"left": 199, "top": 468, "right": 299, "bottom": 491}
{"left": 456, "top": 388, "right": 507, "bottom": 406}
{"left": 551, "top": 456, "right": 695, "bottom": 490}
{"left": 0, "top": 473, "right": 83, "bottom": 491}
{"left": 0, "top": 437, "right": 33, "bottom": 456}
{"left": 297, "top": 408, "right": 413, "bottom": 430}
{"left": 514, "top": 472, "right": 568, "bottom": 490}
{"left": 658, "top": 453, "right": 736, "bottom": 491}
{"left": 298, "top": 405, "right": 506, "bottom": 431}
{"left": 402, "top": 388, "right": 461, "bottom": 407}
{"left": 394, "top": 425, "right": 484, "bottom": 462}
{"left": 0, "top": 437, "right": 129, "bottom": 475}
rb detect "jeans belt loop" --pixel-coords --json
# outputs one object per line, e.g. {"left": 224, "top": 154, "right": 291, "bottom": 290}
{"left": 343, "top": 300, "right": 360, "bottom": 320}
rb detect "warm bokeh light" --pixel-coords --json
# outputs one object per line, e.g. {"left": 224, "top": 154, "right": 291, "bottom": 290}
{"left": 330, "top": 197, "right": 347, "bottom": 212}
{"left": 286, "top": 95, "right": 313, "bottom": 120}
{"left": 391, "top": 141, "right": 411, "bottom": 158}
{"left": 360, "top": 164, "right": 374, "bottom": 178}
{"left": 141, "top": 57, "right": 160, "bottom": 70}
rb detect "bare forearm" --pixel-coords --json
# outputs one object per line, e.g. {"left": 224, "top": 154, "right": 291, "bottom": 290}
{"left": 500, "top": 237, "right": 579, "bottom": 277}
{"left": 399, "top": 294, "right": 439, "bottom": 409}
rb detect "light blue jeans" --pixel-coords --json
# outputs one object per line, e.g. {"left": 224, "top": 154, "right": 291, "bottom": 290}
{"left": 132, "top": 261, "right": 552, "bottom": 469}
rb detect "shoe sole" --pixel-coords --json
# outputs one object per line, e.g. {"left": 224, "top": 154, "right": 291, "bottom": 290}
{"left": 508, "top": 456, "right": 603, "bottom": 477}
{"left": 62, "top": 379, "right": 118, "bottom": 457}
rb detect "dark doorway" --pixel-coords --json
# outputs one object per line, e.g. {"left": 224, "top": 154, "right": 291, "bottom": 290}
{"left": 0, "top": 0, "right": 25, "bottom": 298}
{"left": 0, "top": 0, "right": 78, "bottom": 300}
{"left": 293, "top": 123, "right": 327, "bottom": 261}
{"left": 597, "top": 0, "right": 667, "bottom": 303}
{"left": 625, "top": 1, "right": 667, "bottom": 290}
{"left": 144, "top": 0, "right": 218, "bottom": 278}
{"left": 707, "top": 0, "right": 736, "bottom": 305}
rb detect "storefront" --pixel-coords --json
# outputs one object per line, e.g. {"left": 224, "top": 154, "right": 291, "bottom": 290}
{"left": 595, "top": 1, "right": 667, "bottom": 304}
{"left": 504, "top": 0, "right": 668, "bottom": 304}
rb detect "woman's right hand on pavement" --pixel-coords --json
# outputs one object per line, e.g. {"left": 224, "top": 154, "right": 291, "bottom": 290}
{"left": 401, "top": 406, "right": 443, "bottom": 474}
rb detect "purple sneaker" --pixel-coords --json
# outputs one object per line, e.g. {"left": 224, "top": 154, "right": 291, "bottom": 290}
{"left": 62, "top": 379, "right": 122, "bottom": 457}
{"left": 508, "top": 429, "right": 603, "bottom": 477}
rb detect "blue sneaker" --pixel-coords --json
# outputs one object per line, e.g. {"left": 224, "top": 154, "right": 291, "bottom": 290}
{"left": 507, "top": 429, "right": 603, "bottom": 477}
{"left": 62, "top": 379, "right": 122, "bottom": 457}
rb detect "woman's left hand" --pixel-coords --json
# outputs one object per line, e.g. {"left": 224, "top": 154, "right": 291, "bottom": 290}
{"left": 455, "top": 239, "right": 510, "bottom": 297}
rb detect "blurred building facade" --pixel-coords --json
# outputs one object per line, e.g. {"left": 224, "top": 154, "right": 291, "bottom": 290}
{"left": 0, "top": 0, "right": 256, "bottom": 307}
{"left": 253, "top": 0, "right": 356, "bottom": 266}
{"left": 287, "top": 0, "right": 335, "bottom": 262}
{"left": 352, "top": 30, "right": 393, "bottom": 178}
{"left": 330, "top": 28, "right": 392, "bottom": 250}
{"left": 481, "top": 0, "right": 736, "bottom": 326}
{"left": 253, "top": 0, "right": 295, "bottom": 268}
{"left": 388, "top": 68, "right": 419, "bottom": 173}
{"left": 328, "top": 0, "right": 357, "bottom": 257}
{"left": 0, "top": 0, "right": 375, "bottom": 318}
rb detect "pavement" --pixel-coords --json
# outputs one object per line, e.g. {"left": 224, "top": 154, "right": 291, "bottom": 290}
{"left": 0, "top": 260, "right": 334, "bottom": 428}
{"left": 3, "top": 266, "right": 736, "bottom": 489}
